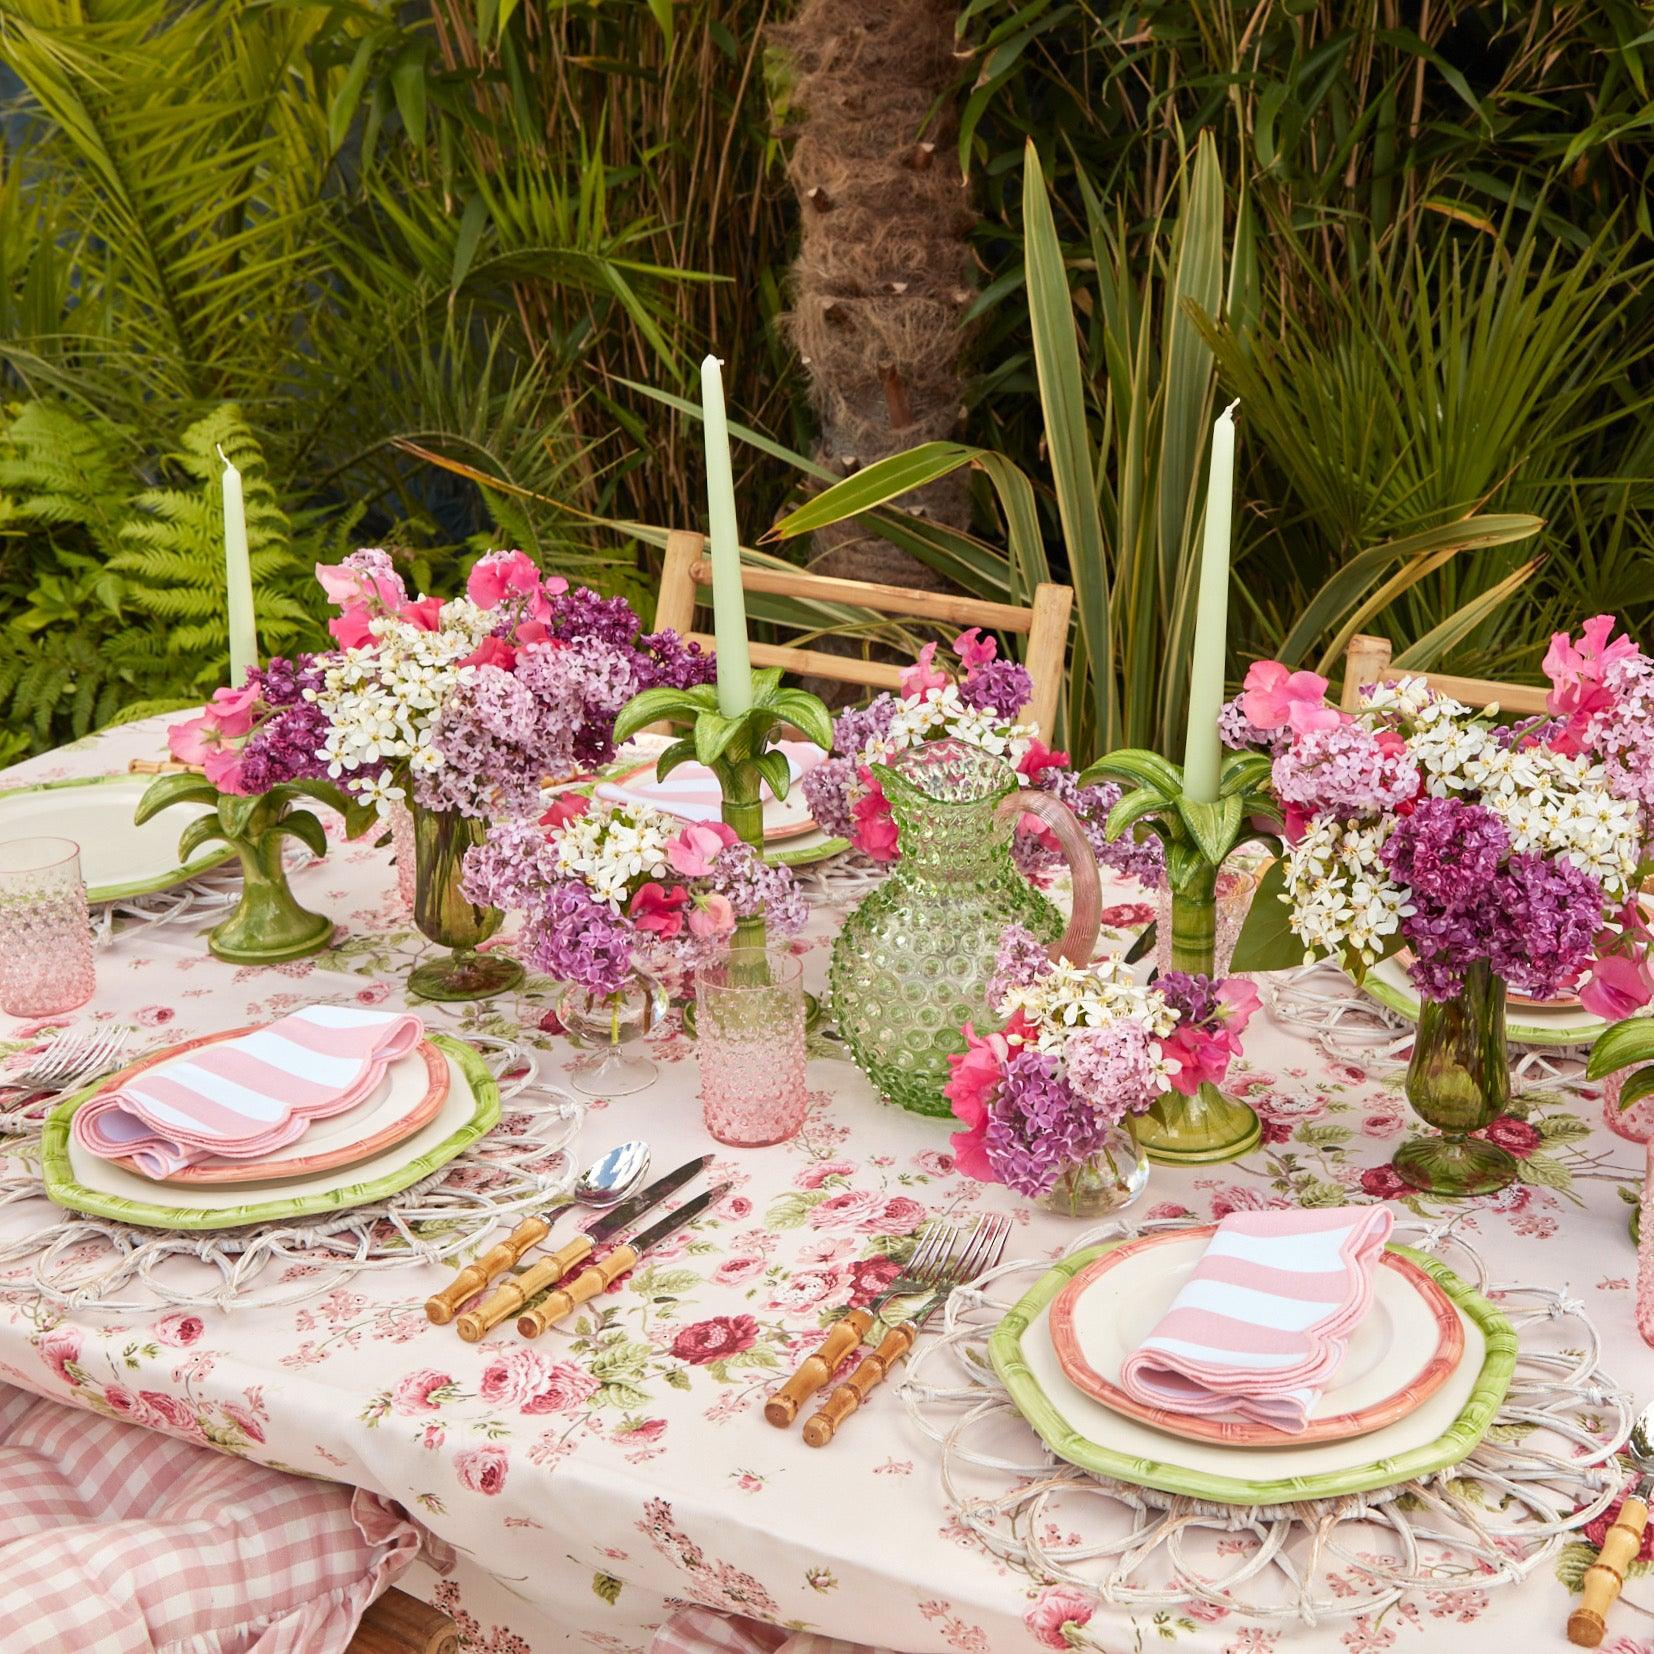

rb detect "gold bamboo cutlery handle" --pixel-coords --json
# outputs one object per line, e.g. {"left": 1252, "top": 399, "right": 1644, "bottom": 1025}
{"left": 425, "top": 1214, "right": 553, "bottom": 1325}
{"left": 802, "top": 1322, "right": 918, "bottom": 1447}
{"left": 517, "top": 1245, "right": 639, "bottom": 1338}
{"left": 455, "top": 1234, "right": 597, "bottom": 1342}
{"left": 765, "top": 1311, "right": 873, "bottom": 1427}
{"left": 1569, "top": 1490, "right": 1649, "bottom": 1646}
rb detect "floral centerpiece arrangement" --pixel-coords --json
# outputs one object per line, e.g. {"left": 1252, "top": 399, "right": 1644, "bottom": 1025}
{"left": 945, "top": 925, "right": 1257, "bottom": 1216}
{"left": 1227, "top": 628, "right": 1650, "bottom": 1195}
{"left": 463, "top": 796, "right": 807, "bottom": 1093}
{"left": 803, "top": 628, "right": 1163, "bottom": 885}
{"left": 140, "top": 656, "right": 374, "bottom": 964}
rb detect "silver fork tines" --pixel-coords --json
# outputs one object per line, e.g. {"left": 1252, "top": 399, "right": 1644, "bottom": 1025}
{"left": 5, "top": 1025, "right": 131, "bottom": 1093}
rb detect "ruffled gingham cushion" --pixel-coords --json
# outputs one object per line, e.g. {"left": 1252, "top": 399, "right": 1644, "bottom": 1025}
{"left": 0, "top": 1381, "right": 423, "bottom": 1653}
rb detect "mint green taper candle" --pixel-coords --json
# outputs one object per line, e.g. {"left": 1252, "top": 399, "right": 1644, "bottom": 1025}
{"left": 701, "top": 353, "right": 753, "bottom": 716}
{"left": 218, "top": 444, "right": 257, "bottom": 690}
{"left": 1179, "top": 398, "right": 1239, "bottom": 804}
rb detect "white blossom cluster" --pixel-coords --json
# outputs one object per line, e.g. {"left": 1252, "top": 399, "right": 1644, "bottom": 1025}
{"left": 1282, "top": 817, "right": 1411, "bottom": 968}
{"left": 309, "top": 600, "right": 495, "bottom": 806}
{"left": 552, "top": 800, "right": 675, "bottom": 912}
{"left": 867, "top": 683, "right": 1036, "bottom": 769}
{"left": 999, "top": 952, "right": 1178, "bottom": 1063}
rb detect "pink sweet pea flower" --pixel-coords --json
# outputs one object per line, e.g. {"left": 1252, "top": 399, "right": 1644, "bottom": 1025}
{"left": 850, "top": 774, "right": 899, "bottom": 862}
{"left": 399, "top": 595, "right": 444, "bottom": 631}
{"left": 1544, "top": 614, "right": 1639, "bottom": 751}
{"left": 1216, "top": 975, "right": 1261, "bottom": 1036}
{"left": 202, "top": 745, "right": 248, "bottom": 794}
{"left": 944, "top": 1023, "right": 1010, "bottom": 1183}
{"left": 167, "top": 709, "right": 221, "bottom": 766}
{"left": 468, "top": 549, "right": 563, "bottom": 610}
{"left": 461, "top": 635, "right": 517, "bottom": 672}
{"left": 328, "top": 604, "right": 377, "bottom": 650}
{"left": 1579, "top": 952, "right": 1654, "bottom": 1021}
{"left": 953, "top": 626, "right": 997, "bottom": 671}
{"left": 207, "top": 681, "right": 261, "bottom": 737}
{"left": 315, "top": 558, "right": 405, "bottom": 611}
{"left": 539, "top": 794, "right": 589, "bottom": 831}
{"left": 628, "top": 881, "right": 688, "bottom": 938}
{"left": 688, "top": 892, "right": 736, "bottom": 939}
{"left": 1016, "top": 738, "right": 1070, "bottom": 783}
{"left": 898, "top": 641, "right": 949, "bottom": 698}
{"left": 1241, "top": 661, "right": 1340, "bottom": 735}
{"left": 666, "top": 821, "right": 739, "bottom": 878}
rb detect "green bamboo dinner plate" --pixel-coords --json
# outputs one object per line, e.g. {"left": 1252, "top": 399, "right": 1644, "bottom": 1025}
{"left": 41, "top": 1034, "right": 499, "bottom": 1231}
{"left": 989, "top": 1239, "right": 1517, "bottom": 1506}
{"left": 1359, "top": 955, "right": 1606, "bottom": 1049}
{"left": 0, "top": 773, "right": 233, "bottom": 902}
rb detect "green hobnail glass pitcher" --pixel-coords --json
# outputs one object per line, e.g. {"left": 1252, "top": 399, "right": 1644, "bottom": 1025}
{"left": 828, "top": 737, "right": 1100, "bottom": 1117}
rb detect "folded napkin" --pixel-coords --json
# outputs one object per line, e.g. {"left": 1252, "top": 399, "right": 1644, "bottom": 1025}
{"left": 72, "top": 1005, "right": 424, "bottom": 1178}
{"left": 1117, "top": 1206, "right": 1394, "bottom": 1433}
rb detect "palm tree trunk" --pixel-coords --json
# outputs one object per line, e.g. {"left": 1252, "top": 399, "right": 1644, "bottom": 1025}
{"left": 772, "top": 0, "right": 973, "bottom": 591}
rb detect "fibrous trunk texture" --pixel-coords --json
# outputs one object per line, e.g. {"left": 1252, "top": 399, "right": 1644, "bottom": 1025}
{"left": 773, "top": 0, "right": 974, "bottom": 590}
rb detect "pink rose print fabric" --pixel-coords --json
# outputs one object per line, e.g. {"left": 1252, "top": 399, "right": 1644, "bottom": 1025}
{"left": 0, "top": 713, "right": 1642, "bottom": 1653}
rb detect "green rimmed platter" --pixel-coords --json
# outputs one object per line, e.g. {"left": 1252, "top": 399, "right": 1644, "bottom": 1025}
{"left": 0, "top": 773, "right": 233, "bottom": 902}
{"left": 1360, "top": 955, "right": 1605, "bottom": 1049}
{"left": 988, "top": 1239, "right": 1517, "bottom": 1505}
{"left": 42, "top": 1034, "right": 499, "bottom": 1231}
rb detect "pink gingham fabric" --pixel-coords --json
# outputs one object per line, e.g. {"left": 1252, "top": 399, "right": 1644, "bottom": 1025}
{"left": 0, "top": 1381, "right": 422, "bottom": 1653}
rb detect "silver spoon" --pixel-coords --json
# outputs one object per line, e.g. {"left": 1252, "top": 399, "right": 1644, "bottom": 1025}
{"left": 1569, "top": 1399, "right": 1654, "bottom": 1646}
{"left": 425, "top": 1140, "right": 651, "bottom": 1324}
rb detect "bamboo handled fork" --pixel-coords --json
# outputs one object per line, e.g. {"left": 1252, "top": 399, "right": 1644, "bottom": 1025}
{"left": 765, "top": 1214, "right": 1011, "bottom": 1434}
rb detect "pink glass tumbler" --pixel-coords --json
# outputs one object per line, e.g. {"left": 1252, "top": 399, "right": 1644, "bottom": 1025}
{"left": 696, "top": 946, "right": 807, "bottom": 1147}
{"left": 0, "top": 837, "right": 95, "bottom": 1017}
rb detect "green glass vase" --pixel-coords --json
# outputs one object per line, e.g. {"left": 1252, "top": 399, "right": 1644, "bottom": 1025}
{"left": 828, "top": 738, "right": 1099, "bottom": 1117}
{"left": 1393, "top": 961, "right": 1517, "bottom": 1196}
{"left": 1133, "top": 863, "right": 1263, "bottom": 1165}
{"left": 209, "top": 827, "right": 335, "bottom": 964}
{"left": 407, "top": 805, "right": 525, "bottom": 1002}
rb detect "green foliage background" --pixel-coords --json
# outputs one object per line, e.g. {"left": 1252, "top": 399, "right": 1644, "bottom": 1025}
{"left": 1, "top": 0, "right": 1651, "bottom": 762}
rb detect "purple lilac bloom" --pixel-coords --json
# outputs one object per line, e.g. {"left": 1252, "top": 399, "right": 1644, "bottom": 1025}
{"left": 635, "top": 629, "right": 716, "bottom": 692}
{"left": 1037, "top": 771, "right": 1166, "bottom": 885}
{"left": 461, "top": 817, "right": 558, "bottom": 913}
{"left": 982, "top": 1050, "right": 1111, "bottom": 1198}
{"left": 526, "top": 882, "right": 636, "bottom": 998}
{"left": 421, "top": 665, "right": 548, "bottom": 817}
{"left": 1063, "top": 1021, "right": 1163, "bottom": 1125}
{"left": 707, "top": 842, "right": 808, "bottom": 936}
{"left": 1584, "top": 656, "right": 1654, "bottom": 808}
{"left": 1271, "top": 721, "right": 1419, "bottom": 816}
{"left": 1156, "top": 970, "right": 1220, "bottom": 1028}
{"left": 546, "top": 586, "right": 639, "bottom": 649}
{"left": 1490, "top": 853, "right": 1604, "bottom": 1001}
{"left": 958, "top": 658, "right": 1033, "bottom": 716}
{"left": 987, "top": 924, "right": 1053, "bottom": 1009}
{"left": 802, "top": 755, "right": 857, "bottom": 841}
{"left": 234, "top": 655, "right": 330, "bottom": 790}
{"left": 831, "top": 694, "right": 899, "bottom": 758}
{"left": 1380, "top": 797, "right": 1508, "bottom": 906}
{"left": 1219, "top": 694, "right": 1278, "bottom": 751}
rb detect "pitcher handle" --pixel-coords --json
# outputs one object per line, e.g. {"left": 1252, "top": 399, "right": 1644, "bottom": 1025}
{"left": 995, "top": 791, "right": 1101, "bottom": 966}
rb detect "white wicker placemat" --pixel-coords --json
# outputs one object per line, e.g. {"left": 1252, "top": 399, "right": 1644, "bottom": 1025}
{"left": 896, "top": 1215, "right": 1635, "bottom": 1629}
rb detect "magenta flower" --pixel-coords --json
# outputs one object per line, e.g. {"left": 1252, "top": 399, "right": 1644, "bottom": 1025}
{"left": 467, "top": 549, "right": 564, "bottom": 610}
{"left": 849, "top": 773, "right": 899, "bottom": 861}
{"left": 1580, "top": 951, "right": 1654, "bottom": 1020}
{"left": 1241, "top": 660, "right": 1342, "bottom": 735}
{"left": 943, "top": 1022, "right": 1011, "bottom": 1183}
{"left": 628, "top": 881, "right": 688, "bottom": 938}
{"left": 1544, "top": 614, "right": 1639, "bottom": 747}
{"left": 953, "top": 626, "right": 997, "bottom": 671}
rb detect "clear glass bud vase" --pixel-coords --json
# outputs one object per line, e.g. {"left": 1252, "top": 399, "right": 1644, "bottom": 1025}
{"left": 1393, "top": 960, "right": 1517, "bottom": 1196}
{"left": 1034, "top": 1126, "right": 1150, "bottom": 1218}
{"left": 407, "top": 805, "right": 525, "bottom": 1002}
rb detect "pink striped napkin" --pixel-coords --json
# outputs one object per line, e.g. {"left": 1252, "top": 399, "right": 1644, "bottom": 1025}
{"left": 1117, "top": 1206, "right": 1394, "bottom": 1432}
{"left": 71, "top": 1005, "right": 424, "bottom": 1179}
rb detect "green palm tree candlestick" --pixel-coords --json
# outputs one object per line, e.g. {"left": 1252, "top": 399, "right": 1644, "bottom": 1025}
{"left": 614, "top": 669, "right": 833, "bottom": 979}
{"left": 136, "top": 772, "right": 376, "bottom": 964}
{"left": 1080, "top": 745, "right": 1278, "bottom": 1164}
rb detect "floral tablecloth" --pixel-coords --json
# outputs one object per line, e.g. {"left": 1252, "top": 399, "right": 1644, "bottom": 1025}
{"left": 0, "top": 716, "right": 1650, "bottom": 1654}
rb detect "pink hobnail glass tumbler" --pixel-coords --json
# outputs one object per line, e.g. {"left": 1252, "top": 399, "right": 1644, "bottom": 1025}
{"left": 1603, "top": 1067, "right": 1654, "bottom": 1350}
{"left": 696, "top": 945, "right": 807, "bottom": 1147}
{"left": 0, "top": 837, "right": 95, "bottom": 1017}
{"left": 388, "top": 802, "right": 417, "bottom": 910}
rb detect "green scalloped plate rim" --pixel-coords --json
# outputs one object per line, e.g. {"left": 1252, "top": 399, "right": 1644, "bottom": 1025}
{"left": 0, "top": 773, "right": 235, "bottom": 902}
{"left": 40, "top": 1034, "right": 499, "bottom": 1231}
{"left": 988, "top": 1239, "right": 1517, "bottom": 1505}
{"left": 1357, "top": 957, "right": 1604, "bottom": 1049}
